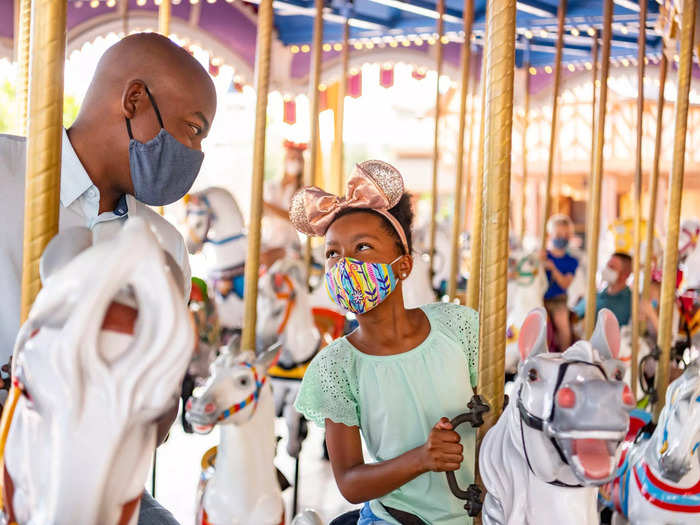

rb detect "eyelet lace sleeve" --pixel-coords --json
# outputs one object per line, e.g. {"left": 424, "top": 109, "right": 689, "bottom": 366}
{"left": 425, "top": 302, "right": 479, "bottom": 388}
{"left": 294, "top": 340, "right": 360, "bottom": 428}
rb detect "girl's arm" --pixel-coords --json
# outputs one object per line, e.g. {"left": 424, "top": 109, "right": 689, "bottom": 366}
{"left": 325, "top": 417, "right": 463, "bottom": 504}
{"left": 263, "top": 201, "right": 291, "bottom": 220}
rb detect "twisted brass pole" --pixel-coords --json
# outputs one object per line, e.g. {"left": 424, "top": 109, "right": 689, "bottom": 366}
{"left": 465, "top": 48, "right": 487, "bottom": 312}
{"left": 584, "top": 0, "right": 613, "bottom": 339}
{"left": 462, "top": 76, "right": 475, "bottom": 234}
{"left": 16, "top": 0, "right": 31, "bottom": 135}
{"left": 590, "top": 29, "right": 599, "bottom": 178}
{"left": 241, "top": 0, "right": 274, "bottom": 352}
{"left": 540, "top": 0, "right": 567, "bottom": 253}
{"left": 428, "top": 0, "right": 445, "bottom": 283}
{"left": 333, "top": 17, "right": 349, "bottom": 195}
{"left": 304, "top": 0, "right": 324, "bottom": 282}
{"left": 20, "top": 0, "right": 67, "bottom": 323}
{"left": 630, "top": 0, "right": 646, "bottom": 399}
{"left": 654, "top": 0, "right": 696, "bottom": 419}
{"left": 520, "top": 57, "right": 530, "bottom": 242}
{"left": 447, "top": 0, "right": 474, "bottom": 302}
{"left": 476, "top": 0, "right": 516, "bottom": 450}
{"left": 642, "top": 52, "right": 668, "bottom": 308}
{"left": 158, "top": 0, "right": 171, "bottom": 36}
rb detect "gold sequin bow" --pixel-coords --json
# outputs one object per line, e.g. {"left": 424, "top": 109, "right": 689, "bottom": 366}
{"left": 289, "top": 160, "right": 408, "bottom": 253}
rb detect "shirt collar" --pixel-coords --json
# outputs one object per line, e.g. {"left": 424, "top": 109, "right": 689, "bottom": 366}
{"left": 60, "top": 128, "right": 94, "bottom": 208}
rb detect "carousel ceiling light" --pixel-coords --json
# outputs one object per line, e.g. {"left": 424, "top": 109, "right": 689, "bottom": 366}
{"left": 91, "top": 0, "right": 100, "bottom": 6}
{"left": 190, "top": 0, "right": 199, "bottom": 4}
{"left": 415, "top": 37, "right": 424, "bottom": 45}
{"left": 389, "top": 40, "right": 399, "bottom": 47}
{"left": 621, "top": 58, "right": 629, "bottom": 66}
{"left": 620, "top": 25, "right": 629, "bottom": 34}
{"left": 427, "top": 37, "right": 436, "bottom": 45}
{"left": 524, "top": 30, "right": 533, "bottom": 39}
{"left": 586, "top": 26, "right": 596, "bottom": 36}
{"left": 106, "top": 0, "right": 116, "bottom": 6}
{"left": 155, "top": 0, "right": 162, "bottom": 4}
{"left": 354, "top": 42, "right": 364, "bottom": 49}
{"left": 544, "top": 65, "right": 552, "bottom": 74}
{"left": 333, "top": 43, "right": 343, "bottom": 51}
{"left": 584, "top": 61, "right": 592, "bottom": 70}
{"left": 366, "top": 42, "right": 375, "bottom": 49}
{"left": 172, "top": 0, "right": 182, "bottom": 3}
{"left": 322, "top": 43, "right": 332, "bottom": 51}
{"left": 401, "top": 40, "right": 411, "bottom": 47}
{"left": 539, "top": 29, "right": 547, "bottom": 37}
{"left": 440, "top": 36, "right": 449, "bottom": 44}
{"left": 570, "top": 27, "right": 580, "bottom": 36}
{"left": 290, "top": 45, "right": 300, "bottom": 53}
{"left": 528, "top": 66, "right": 537, "bottom": 75}
{"left": 137, "top": 0, "right": 146, "bottom": 5}
{"left": 301, "top": 44, "right": 310, "bottom": 52}
{"left": 567, "top": 63, "right": 575, "bottom": 72}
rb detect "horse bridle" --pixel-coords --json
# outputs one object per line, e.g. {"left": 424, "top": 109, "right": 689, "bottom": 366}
{"left": 217, "top": 362, "right": 268, "bottom": 422}
{"left": 517, "top": 359, "right": 608, "bottom": 488}
{"left": 186, "top": 195, "right": 246, "bottom": 247}
{"left": 272, "top": 274, "right": 296, "bottom": 336}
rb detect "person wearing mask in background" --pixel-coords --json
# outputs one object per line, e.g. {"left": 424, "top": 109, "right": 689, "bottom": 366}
{"left": 541, "top": 214, "right": 578, "bottom": 350}
{"left": 573, "top": 252, "right": 633, "bottom": 326}
{"left": 0, "top": 33, "right": 217, "bottom": 525}
{"left": 261, "top": 140, "right": 306, "bottom": 265}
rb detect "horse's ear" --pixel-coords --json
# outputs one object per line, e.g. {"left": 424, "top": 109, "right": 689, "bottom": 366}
{"left": 40, "top": 227, "right": 94, "bottom": 284}
{"left": 518, "top": 307, "right": 548, "bottom": 360}
{"left": 254, "top": 342, "right": 281, "bottom": 371}
{"left": 590, "top": 308, "right": 620, "bottom": 360}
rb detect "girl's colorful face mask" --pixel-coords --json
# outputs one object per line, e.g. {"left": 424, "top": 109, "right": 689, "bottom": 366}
{"left": 325, "top": 257, "right": 400, "bottom": 314}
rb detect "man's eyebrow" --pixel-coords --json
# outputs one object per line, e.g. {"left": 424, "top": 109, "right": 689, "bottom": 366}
{"left": 195, "top": 111, "right": 210, "bottom": 133}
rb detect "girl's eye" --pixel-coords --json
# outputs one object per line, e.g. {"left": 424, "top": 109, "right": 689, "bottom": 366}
{"left": 325, "top": 249, "right": 338, "bottom": 259}
{"left": 188, "top": 123, "right": 202, "bottom": 136}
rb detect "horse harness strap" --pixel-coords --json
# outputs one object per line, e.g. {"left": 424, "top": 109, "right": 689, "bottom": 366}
{"left": 217, "top": 363, "right": 267, "bottom": 421}
{"left": 516, "top": 359, "right": 607, "bottom": 489}
{"left": 274, "top": 274, "right": 297, "bottom": 335}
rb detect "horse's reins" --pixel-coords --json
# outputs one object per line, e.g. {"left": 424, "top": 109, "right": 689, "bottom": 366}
{"left": 273, "top": 274, "right": 296, "bottom": 336}
{"left": 217, "top": 362, "right": 267, "bottom": 421}
{"left": 517, "top": 359, "right": 609, "bottom": 488}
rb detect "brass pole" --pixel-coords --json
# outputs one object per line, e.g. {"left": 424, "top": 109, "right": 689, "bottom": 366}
{"left": 20, "top": 0, "right": 67, "bottom": 323}
{"left": 584, "top": 0, "right": 613, "bottom": 339}
{"left": 240, "top": 0, "right": 274, "bottom": 352}
{"left": 520, "top": 54, "right": 530, "bottom": 242}
{"left": 462, "top": 77, "right": 475, "bottom": 234}
{"left": 447, "top": 0, "right": 474, "bottom": 302}
{"left": 476, "top": 0, "right": 516, "bottom": 450}
{"left": 16, "top": 0, "right": 31, "bottom": 135}
{"left": 158, "top": 0, "right": 171, "bottom": 36}
{"left": 642, "top": 52, "right": 668, "bottom": 307}
{"left": 590, "top": 29, "right": 599, "bottom": 183}
{"left": 428, "top": 0, "right": 446, "bottom": 282}
{"left": 630, "top": 0, "right": 646, "bottom": 399}
{"left": 465, "top": 46, "right": 487, "bottom": 311}
{"left": 333, "top": 17, "right": 349, "bottom": 194}
{"left": 304, "top": 0, "right": 324, "bottom": 282}
{"left": 654, "top": 1, "right": 696, "bottom": 419}
{"left": 540, "top": 0, "right": 567, "bottom": 253}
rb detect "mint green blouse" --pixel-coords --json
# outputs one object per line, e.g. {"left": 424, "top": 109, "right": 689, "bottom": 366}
{"left": 295, "top": 302, "right": 479, "bottom": 525}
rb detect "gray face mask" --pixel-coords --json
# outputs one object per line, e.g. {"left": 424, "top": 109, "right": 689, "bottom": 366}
{"left": 126, "top": 85, "right": 204, "bottom": 206}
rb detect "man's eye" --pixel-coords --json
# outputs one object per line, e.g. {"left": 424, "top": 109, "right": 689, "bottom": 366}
{"left": 357, "top": 243, "right": 372, "bottom": 251}
{"left": 188, "top": 124, "right": 202, "bottom": 136}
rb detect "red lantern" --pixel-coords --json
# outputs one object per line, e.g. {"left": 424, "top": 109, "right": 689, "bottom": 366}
{"left": 412, "top": 67, "right": 427, "bottom": 80}
{"left": 380, "top": 64, "right": 394, "bottom": 88}
{"left": 319, "top": 87, "right": 328, "bottom": 111}
{"left": 208, "top": 59, "right": 220, "bottom": 77}
{"left": 348, "top": 70, "right": 362, "bottom": 98}
{"left": 283, "top": 98, "right": 296, "bottom": 125}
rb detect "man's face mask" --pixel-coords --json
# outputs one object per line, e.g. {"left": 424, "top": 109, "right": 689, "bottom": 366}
{"left": 126, "top": 85, "right": 204, "bottom": 206}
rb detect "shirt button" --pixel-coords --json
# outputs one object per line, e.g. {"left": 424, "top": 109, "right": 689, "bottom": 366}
{"left": 87, "top": 187, "right": 97, "bottom": 199}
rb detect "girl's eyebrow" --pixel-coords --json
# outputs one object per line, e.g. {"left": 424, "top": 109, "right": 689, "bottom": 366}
{"left": 351, "top": 233, "right": 381, "bottom": 242}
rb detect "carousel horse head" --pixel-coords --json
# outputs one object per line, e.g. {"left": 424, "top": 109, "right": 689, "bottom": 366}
{"left": 678, "top": 219, "right": 700, "bottom": 262}
{"left": 185, "top": 344, "right": 280, "bottom": 434}
{"left": 183, "top": 187, "right": 246, "bottom": 256}
{"left": 256, "top": 259, "right": 320, "bottom": 367}
{"left": 3, "top": 219, "right": 193, "bottom": 525}
{"left": 514, "top": 307, "right": 633, "bottom": 485}
{"left": 654, "top": 359, "right": 700, "bottom": 482}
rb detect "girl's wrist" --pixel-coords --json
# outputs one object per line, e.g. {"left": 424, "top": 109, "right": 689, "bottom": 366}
{"left": 406, "top": 445, "right": 430, "bottom": 476}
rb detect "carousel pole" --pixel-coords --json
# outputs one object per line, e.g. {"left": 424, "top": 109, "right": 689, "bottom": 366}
{"left": 240, "top": 0, "right": 274, "bottom": 352}
{"left": 476, "top": 0, "right": 516, "bottom": 451}
{"left": 332, "top": 16, "right": 349, "bottom": 194}
{"left": 20, "top": 0, "right": 67, "bottom": 323}
{"left": 590, "top": 29, "right": 599, "bottom": 183}
{"left": 428, "top": 0, "right": 445, "bottom": 283}
{"left": 447, "top": 0, "right": 474, "bottom": 302}
{"left": 584, "top": 0, "right": 613, "bottom": 339}
{"left": 304, "top": 0, "right": 324, "bottom": 283}
{"left": 15, "top": 0, "right": 31, "bottom": 135}
{"left": 465, "top": 42, "right": 487, "bottom": 312}
{"left": 520, "top": 42, "right": 530, "bottom": 242}
{"left": 642, "top": 51, "right": 668, "bottom": 307}
{"left": 630, "top": 0, "right": 646, "bottom": 399}
{"left": 539, "top": 0, "right": 566, "bottom": 253}
{"left": 158, "top": 0, "right": 171, "bottom": 36}
{"left": 654, "top": 1, "right": 696, "bottom": 419}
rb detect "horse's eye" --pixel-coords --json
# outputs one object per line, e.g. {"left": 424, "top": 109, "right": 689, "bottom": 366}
{"left": 528, "top": 368, "right": 538, "bottom": 382}
{"left": 237, "top": 376, "right": 250, "bottom": 388}
{"left": 614, "top": 369, "right": 623, "bottom": 381}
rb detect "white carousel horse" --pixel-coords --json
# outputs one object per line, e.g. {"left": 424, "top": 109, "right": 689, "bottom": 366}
{"left": 479, "top": 308, "right": 634, "bottom": 525}
{"left": 184, "top": 187, "right": 248, "bottom": 338}
{"left": 2, "top": 219, "right": 193, "bottom": 525}
{"left": 185, "top": 345, "right": 284, "bottom": 525}
{"left": 601, "top": 359, "right": 700, "bottom": 525}
{"left": 412, "top": 219, "right": 464, "bottom": 296}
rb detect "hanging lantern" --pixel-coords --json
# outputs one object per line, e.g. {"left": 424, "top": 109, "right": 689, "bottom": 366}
{"left": 208, "top": 58, "right": 220, "bottom": 77}
{"left": 348, "top": 69, "right": 362, "bottom": 98}
{"left": 283, "top": 98, "right": 297, "bottom": 124}
{"left": 380, "top": 64, "right": 394, "bottom": 88}
{"left": 412, "top": 67, "right": 427, "bottom": 80}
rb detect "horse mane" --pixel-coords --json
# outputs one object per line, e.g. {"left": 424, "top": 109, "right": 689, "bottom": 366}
{"left": 14, "top": 219, "right": 193, "bottom": 422}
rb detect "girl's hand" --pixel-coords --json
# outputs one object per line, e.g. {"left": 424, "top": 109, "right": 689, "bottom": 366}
{"left": 420, "top": 417, "right": 463, "bottom": 472}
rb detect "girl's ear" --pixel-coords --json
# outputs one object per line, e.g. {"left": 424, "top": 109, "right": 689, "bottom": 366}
{"left": 397, "top": 254, "right": 413, "bottom": 280}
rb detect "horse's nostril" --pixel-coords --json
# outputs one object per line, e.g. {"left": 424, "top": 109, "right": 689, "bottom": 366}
{"left": 556, "top": 387, "right": 576, "bottom": 408}
{"left": 205, "top": 402, "right": 216, "bottom": 413}
{"left": 185, "top": 398, "right": 192, "bottom": 410}
{"left": 622, "top": 384, "right": 635, "bottom": 406}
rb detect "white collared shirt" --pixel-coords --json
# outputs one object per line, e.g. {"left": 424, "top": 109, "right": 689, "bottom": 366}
{"left": 0, "top": 130, "right": 191, "bottom": 362}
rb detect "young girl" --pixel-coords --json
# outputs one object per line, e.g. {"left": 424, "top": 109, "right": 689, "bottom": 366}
{"left": 291, "top": 160, "right": 479, "bottom": 524}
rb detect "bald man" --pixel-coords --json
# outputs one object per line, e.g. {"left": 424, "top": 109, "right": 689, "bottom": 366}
{"left": 0, "top": 33, "right": 217, "bottom": 524}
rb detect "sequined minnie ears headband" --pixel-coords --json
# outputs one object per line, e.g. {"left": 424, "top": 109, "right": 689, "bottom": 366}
{"left": 289, "top": 160, "right": 409, "bottom": 254}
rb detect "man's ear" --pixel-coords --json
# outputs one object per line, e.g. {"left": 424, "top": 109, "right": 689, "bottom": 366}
{"left": 121, "top": 79, "right": 148, "bottom": 120}
{"left": 397, "top": 254, "right": 413, "bottom": 279}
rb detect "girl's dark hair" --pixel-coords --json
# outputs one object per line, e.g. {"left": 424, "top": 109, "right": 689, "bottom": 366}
{"left": 334, "top": 192, "right": 414, "bottom": 254}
